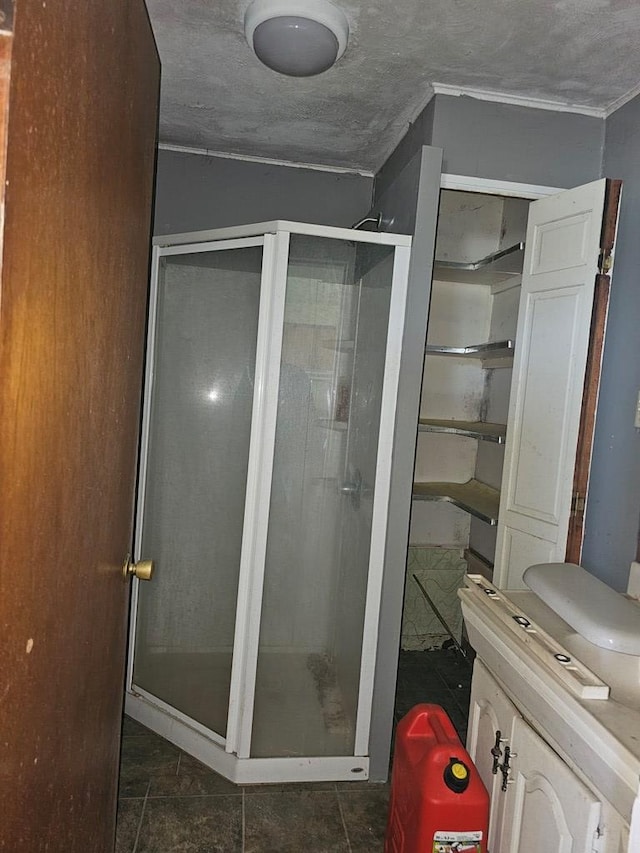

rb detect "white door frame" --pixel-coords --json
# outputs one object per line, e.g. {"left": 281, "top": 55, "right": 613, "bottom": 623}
{"left": 354, "top": 245, "right": 411, "bottom": 754}
{"left": 226, "top": 229, "right": 289, "bottom": 759}
{"left": 440, "top": 174, "right": 562, "bottom": 199}
{"left": 126, "top": 221, "right": 412, "bottom": 783}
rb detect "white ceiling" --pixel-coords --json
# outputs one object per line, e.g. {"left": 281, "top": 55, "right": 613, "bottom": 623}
{"left": 147, "top": 0, "right": 640, "bottom": 173}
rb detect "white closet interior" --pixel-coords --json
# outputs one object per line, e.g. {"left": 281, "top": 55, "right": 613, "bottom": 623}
{"left": 404, "top": 189, "right": 531, "bottom": 647}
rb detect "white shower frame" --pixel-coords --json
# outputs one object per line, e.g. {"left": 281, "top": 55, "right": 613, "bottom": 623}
{"left": 125, "top": 220, "right": 412, "bottom": 784}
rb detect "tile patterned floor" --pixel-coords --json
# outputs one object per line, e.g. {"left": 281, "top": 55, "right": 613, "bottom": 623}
{"left": 117, "top": 649, "right": 472, "bottom": 852}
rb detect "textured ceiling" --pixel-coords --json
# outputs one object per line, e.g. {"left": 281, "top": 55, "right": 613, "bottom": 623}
{"left": 147, "top": 0, "right": 640, "bottom": 172}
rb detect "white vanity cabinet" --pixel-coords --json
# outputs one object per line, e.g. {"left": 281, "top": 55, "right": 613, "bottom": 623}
{"left": 468, "top": 661, "right": 608, "bottom": 852}
{"left": 460, "top": 580, "right": 639, "bottom": 853}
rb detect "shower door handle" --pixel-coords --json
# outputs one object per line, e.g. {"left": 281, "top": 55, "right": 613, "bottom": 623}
{"left": 340, "top": 468, "right": 362, "bottom": 509}
{"left": 339, "top": 483, "right": 359, "bottom": 496}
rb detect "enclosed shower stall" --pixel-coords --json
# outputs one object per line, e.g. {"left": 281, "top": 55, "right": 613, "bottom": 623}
{"left": 125, "top": 221, "right": 412, "bottom": 783}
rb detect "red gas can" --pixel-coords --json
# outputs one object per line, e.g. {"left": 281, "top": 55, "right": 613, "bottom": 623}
{"left": 385, "top": 704, "right": 489, "bottom": 853}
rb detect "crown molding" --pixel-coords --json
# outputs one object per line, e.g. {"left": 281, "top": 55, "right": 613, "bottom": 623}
{"left": 431, "top": 83, "right": 606, "bottom": 119}
{"left": 157, "top": 143, "right": 375, "bottom": 177}
{"left": 604, "top": 80, "right": 640, "bottom": 117}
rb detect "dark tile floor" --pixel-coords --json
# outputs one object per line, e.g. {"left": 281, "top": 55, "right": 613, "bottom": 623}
{"left": 117, "top": 648, "right": 472, "bottom": 852}
{"left": 394, "top": 648, "right": 473, "bottom": 744}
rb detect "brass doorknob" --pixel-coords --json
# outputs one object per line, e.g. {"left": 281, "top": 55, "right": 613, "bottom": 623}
{"left": 122, "top": 555, "right": 154, "bottom": 581}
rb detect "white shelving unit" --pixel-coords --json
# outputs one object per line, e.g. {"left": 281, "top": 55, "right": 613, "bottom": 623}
{"left": 405, "top": 177, "right": 613, "bottom": 647}
{"left": 410, "top": 189, "right": 530, "bottom": 576}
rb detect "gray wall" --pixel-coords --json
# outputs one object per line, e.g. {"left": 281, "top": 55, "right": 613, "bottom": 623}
{"left": 431, "top": 96, "right": 604, "bottom": 188}
{"left": 368, "top": 146, "right": 443, "bottom": 780}
{"left": 154, "top": 148, "right": 374, "bottom": 234}
{"left": 582, "top": 95, "right": 640, "bottom": 590}
{"left": 374, "top": 100, "right": 435, "bottom": 202}
{"left": 375, "top": 94, "right": 605, "bottom": 193}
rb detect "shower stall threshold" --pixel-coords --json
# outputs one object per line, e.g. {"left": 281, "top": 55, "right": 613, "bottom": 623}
{"left": 125, "top": 684, "right": 369, "bottom": 785}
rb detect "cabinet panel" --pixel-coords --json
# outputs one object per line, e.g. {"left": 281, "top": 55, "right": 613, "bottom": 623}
{"left": 530, "top": 213, "right": 592, "bottom": 274}
{"left": 495, "top": 526, "right": 557, "bottom": 589}
{"left": 500, "top": 716, "right": 601, "bottom": 853}
{"left": 506, "top": 288, "right": 587, "bottom": 523}
{"left": 467, "top": 660, "right": 518, "bottom": 853}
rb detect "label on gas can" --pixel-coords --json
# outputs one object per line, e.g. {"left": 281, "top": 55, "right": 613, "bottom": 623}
{"left": 432, "top": 830, "right": 483, "bottom": 852}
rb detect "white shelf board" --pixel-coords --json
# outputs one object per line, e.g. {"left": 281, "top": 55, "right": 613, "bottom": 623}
{"left": 412, "top": 478, "right": 500, "bottom": 525}
{"left": 434, "top": 242, "right": 524, "bottom": 285}
{"left": 418, "top": 418, "right": 507, "bottom": 444}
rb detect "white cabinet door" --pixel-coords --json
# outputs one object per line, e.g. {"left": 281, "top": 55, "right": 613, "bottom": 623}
{"left": 468, "top": 660, "right": 604, "bottom": 852}
{"left": 494, "top": 179, "right": 607, "bottom": 588}
{"left": 499, "top": 716, "right": 601, "bottom": 853}
{"left": 598, "top": 799, "right": 630, "bottom": 853}
{"left": 467, "top": 661, "right": 519, "bottom": 853}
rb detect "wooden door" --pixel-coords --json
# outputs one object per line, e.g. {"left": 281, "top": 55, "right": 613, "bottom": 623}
{"left": 494, "top": 179, "right": 610, "bottom": 589}
{"left": 0, "top": 1, "right": 159, "bottom": 850}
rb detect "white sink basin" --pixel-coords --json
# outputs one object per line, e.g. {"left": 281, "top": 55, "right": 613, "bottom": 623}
{"left": 523, "top": 562, "right": 640, "bottom": 656}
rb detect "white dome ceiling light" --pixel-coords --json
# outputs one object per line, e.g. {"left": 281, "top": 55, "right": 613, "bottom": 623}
{"left": 244, "top": 0, "right": 349, "bottom": 77}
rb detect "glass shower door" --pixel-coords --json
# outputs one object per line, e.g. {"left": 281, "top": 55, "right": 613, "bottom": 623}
{"left": 130, "top": 238, "right": 267, "bottom": 746}
{"left": 247, "top": 236, "right": 403, "bottom": 763}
